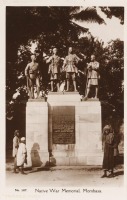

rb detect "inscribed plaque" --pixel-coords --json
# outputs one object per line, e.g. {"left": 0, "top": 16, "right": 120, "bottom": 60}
{"left": 52, "top": 106, "right": 75, "bottom": 144}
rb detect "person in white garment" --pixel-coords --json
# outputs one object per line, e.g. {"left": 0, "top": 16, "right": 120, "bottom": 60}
{"left": 17, "top": 137, "right": 27, "bottom": 174}
{"left": 12, "top": 130, "right": 20, "bottom": 173}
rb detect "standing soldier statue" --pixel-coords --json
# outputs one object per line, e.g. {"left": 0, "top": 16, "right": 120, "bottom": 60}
{"left": 46, "top": 48, "right": 61, "bottom": 92}
{"left": 25, "top": 54, "right": 40, "bottom": 99}
{"left": 62, "top": 47, "right": 82, "bottom": 92}
{"left": 84, "top": 55, "right": 100, "bottom": 100}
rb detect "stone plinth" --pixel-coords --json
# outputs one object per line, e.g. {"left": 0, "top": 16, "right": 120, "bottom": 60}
{"left": 48, "top": 92, "right": 81, "bottom": 103}
{"left": 25, "top": 93, "right": 103, "bottom": 167}
{"left": 75, "top": 101, "right": 103, "bottom": 165}
{"left": 26, "top": 100, "right": 49, "bottom": 167}
{"left": 47, "top": 93, "right": 103, "bottom": 166}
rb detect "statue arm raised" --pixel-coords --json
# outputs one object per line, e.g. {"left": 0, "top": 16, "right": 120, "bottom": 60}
{"left": 46, "top": 56, "right": 52, "bottom": 64}
{"left": 92, "top": 62, "right": 99, "bottom": 70}
{"left": 75, "top": 54, "right": 83, "bottom": 63}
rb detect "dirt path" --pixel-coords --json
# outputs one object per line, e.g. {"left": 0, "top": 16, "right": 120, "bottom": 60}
{"left": 6, "top": 166, "right": 123, "bottom": 187}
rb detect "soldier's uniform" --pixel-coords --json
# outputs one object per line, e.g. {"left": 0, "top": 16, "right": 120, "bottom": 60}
{"left": 25, "top": 62, "right": 40, "bottom": 87}
{"left": 64, "top": 54, "right": 80, "bottom": 80}
{"left": 87, "top": 61, "right": 100, "bottom": 87}
{"left": 48, "top": 55, "right": 61, "bottom": 80}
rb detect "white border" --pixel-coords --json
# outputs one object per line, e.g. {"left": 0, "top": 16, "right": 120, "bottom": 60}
{"left": 0, "top": 1, "right": 126, "bottom": 200}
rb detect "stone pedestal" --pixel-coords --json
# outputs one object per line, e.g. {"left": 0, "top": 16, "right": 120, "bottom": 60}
{"left": 25, "top": 93, "right": 103, "bottom": 167}
{"left": 26, "top": 100, "right": 49, "bottom": 167}
{"left": 75, "top": 101, "right": 103, "bottom": 165}
{"left": 48, "top": 92, "right": 103, "bottom": 166}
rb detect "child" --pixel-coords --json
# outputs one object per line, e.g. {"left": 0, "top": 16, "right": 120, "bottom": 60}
{"left": 17, "top": 137, "right": 27, "bottom": 174}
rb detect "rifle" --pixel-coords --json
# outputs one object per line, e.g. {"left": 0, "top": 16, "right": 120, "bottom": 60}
{"left": 78, "top": 69, "right": 85, "bottom": 75}
{"left": 26, "top": 76, "right": 30, "bottom": 93}
{"left": 77, "top": 69, "right": 88, "bottom": 96}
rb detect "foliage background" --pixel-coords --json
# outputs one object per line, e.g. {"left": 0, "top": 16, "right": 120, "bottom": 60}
{"left": 6, "top": 7, "right": 124, "bottom": 150}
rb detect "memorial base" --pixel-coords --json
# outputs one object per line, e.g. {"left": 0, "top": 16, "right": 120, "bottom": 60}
{"left": 25, "top": 93, "right": 103, "bottom": 167}
{"left": 26, "top": 100, "right": 49, "bottom": 167}
{"left": 48, "top": 93, "right": 103, "bottom": 166}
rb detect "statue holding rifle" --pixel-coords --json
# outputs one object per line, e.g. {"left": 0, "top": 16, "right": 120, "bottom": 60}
{"left": 25, "top": 54, "right": 40, "bottom": 99}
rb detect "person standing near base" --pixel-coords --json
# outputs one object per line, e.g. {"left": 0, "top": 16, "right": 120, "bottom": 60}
{"left": 101, "top": 125, "right": 115, "bottom": 178}
{"left": 17, "top": 137, "right": 27, "bottom": 174}
{"left": 12, "top": 130, "right": 20, "bottom": 173}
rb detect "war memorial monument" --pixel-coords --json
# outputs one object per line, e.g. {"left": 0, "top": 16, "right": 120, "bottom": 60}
{"left": 24, "top": 51, "right": 103, "bottom": 167}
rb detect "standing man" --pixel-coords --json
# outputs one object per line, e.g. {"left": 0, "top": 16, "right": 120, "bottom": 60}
{"left": 46, "top": 48, "right": 61, "bottom": 92}
{"left": 12, "top": 130, "right": 20, "bottom": 173}
{"left": 25, "top": 54, "right": 40, "bottom": 99}
{"left": 101, "top": 125, "right": 115, "bottom": 178}
{"left": 84, "top": 55, "right": 100, "bottom": 99}
{"left": 62, "top": 47, "right": 82, "bottom": 92}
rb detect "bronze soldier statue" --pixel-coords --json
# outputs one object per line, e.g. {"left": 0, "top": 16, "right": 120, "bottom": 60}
{"left": 84, "top": 55, "right": 100, "bottom": 99}
{"left": 46, "top": 48, "right": 61, "bottom": 92}
{"left": 62, "top": 47, "right": 82, "bottom": 92}
{"left": 25, "top": 55, "right": 40, "bottom": 99}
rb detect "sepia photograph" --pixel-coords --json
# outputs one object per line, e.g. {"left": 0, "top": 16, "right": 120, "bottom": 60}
{"left": 5, "top": 5, "right": 124, "bottom": 187}
{"left": 2, "top": 2, "right": 125, "bottom": 199}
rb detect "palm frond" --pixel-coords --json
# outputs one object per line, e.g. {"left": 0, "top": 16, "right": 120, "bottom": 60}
{"left": 72, "top": 7, "right": 106, "bottom": 25}
{"left": 69, "top": 7, "right": 80, "bottom": 14}
{"left": 70, "top": 21, "right": 89, "bottom": 33}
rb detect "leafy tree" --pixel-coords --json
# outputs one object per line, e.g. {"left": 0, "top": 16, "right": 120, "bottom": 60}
{"left": 6, "top": 7, "right": 124, "bottom": 147}
{"left": 100, "top": 7, "right": 124, "bottom": 24}
{"left": 6, "top": 6, "right": 106, "bottom": 113}
{"left": 99, "top": 39, "right": 124, "bottom": 130}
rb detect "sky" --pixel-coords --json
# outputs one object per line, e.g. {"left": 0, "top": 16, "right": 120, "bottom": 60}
{"left": 76, "top": 7, "right": 124, "bottom": 46}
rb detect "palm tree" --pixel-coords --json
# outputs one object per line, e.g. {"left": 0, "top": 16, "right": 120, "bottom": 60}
{"left": 6, "top": 6, "right": 105, "bottom": 60}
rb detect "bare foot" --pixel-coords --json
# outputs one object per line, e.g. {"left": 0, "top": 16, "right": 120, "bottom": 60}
{"left": 84, "top": 96, "right": 88, "bottom": 100}
{"left": 101, "top": 174, "right": 107, "bottom": 178}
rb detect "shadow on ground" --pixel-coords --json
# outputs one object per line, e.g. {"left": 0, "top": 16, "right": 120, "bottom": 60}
{"left": 6, "top": 150, "right": 124, "bottom": 177}
{"left": 114, "top": 170, "right": 124, "bottom": 176}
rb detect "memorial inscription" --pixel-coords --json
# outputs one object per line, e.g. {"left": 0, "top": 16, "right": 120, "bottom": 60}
{"left": 52, "top": 106, "right": 75, "bottom": 144}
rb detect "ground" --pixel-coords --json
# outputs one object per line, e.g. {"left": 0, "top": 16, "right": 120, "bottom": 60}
{"left": 6, "top": 159, "right": 123, "bottom": 187}
{"left": 6, "top": 144, "right": 124, "bottom": 187}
